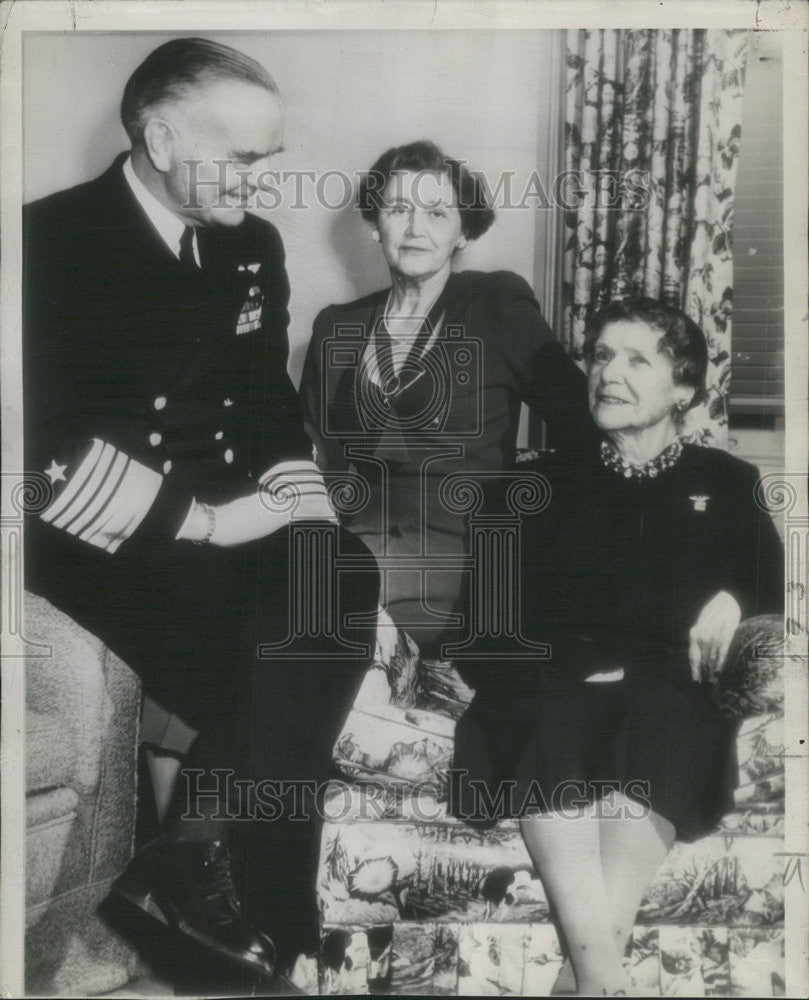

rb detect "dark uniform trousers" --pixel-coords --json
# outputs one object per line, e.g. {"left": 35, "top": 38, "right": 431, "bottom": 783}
{"left": 24, "top": 155, "right": 379, "bottom": 959}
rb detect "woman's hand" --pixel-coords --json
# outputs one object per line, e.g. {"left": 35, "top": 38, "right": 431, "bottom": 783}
{"left": 688, "top": 590, "right": 742, "bottom": 682}
{"left": 375, "top": 605, "right": 399, "bottom": 665}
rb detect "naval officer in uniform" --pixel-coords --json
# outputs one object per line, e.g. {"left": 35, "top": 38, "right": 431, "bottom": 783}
{"left": 24, "top": 37, "right": 379, "bottom": 981}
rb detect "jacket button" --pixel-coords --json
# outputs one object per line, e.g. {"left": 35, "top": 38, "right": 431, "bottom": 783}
{"left": 153, "top": 396, "right": 167, "bottom": 410}
{"left": 215, "top": 431, "right": 224, "bottom": 440}
{"left": 149, "top": 432, "right": 162, "bottom": 446}
{"left": 224, "top": 448, "right": 234, "bottom": 464}
{"left": 163, "top": 460, "right": 172, "bottom": 474}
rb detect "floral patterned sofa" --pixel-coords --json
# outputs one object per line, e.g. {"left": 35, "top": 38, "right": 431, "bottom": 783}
{"left": 316, "top": 615, "right": 786, "bottom": 997}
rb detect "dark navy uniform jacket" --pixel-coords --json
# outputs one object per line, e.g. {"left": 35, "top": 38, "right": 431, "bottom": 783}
{"left": 24, "top": 152, "right": 311, "bottom": 559}
{"left": 23, "top": 152, "right": 332, "bottom": 726}
{"left": 23, "top": 157, "right": 380, "bottom": 953}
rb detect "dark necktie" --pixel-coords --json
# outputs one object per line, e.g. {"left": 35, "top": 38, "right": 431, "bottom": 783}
{"left": 179, "top": 226, "right": 198, "bottom": 269}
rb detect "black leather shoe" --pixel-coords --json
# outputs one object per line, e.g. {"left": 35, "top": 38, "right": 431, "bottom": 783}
{"left": 114, "top": 837, "right": 276, "bottom": 981}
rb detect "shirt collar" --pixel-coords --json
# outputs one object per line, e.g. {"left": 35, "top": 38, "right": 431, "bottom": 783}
{"left": 123, "top": 154, "right": 193, "bottom": 261}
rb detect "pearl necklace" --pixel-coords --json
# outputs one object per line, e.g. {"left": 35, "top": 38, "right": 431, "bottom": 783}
{"left": 600, "top": 437, "right": 684, "bottom": 479}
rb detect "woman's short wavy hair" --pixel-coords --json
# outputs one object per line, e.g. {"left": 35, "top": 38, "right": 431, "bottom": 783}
{"left": 583, "top": 298, "right": 709, "bottom": 415}
{"left": 358, "top": 140, "right": 495, "bottom": 241}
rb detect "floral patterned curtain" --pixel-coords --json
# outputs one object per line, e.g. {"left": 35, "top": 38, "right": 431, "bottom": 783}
{"left": 561, "top": 29, "right": 749, "bottom": 446}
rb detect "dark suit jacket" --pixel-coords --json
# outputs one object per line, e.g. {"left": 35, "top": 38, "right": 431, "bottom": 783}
{"left": 299, "top": 269, "right": 596, "bottom": 649}
{"left": 300, "top": 269, "right": 596, "bottom": 539}
{"left": 24, "top": 153, "right": 311, "bottom": 560}
{"left": 465, "top": 442, "right": 785, "bottom": 689}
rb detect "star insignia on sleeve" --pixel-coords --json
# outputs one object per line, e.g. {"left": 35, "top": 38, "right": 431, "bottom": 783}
{"left": 45, "top": 460, "right": 67, "bottom": 484}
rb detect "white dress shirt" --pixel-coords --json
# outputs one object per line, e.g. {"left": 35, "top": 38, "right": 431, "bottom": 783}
{"left": 123, "top": 155, "right": 204, "bottom": 537}
{"left": 123, "top": 154, "right": 200, "bottom": 266}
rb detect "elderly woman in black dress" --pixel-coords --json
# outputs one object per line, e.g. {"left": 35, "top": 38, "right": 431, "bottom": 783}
{"left": 453, "top": 299, "right": 784, "bottom": 997}
{"left": 300, "top": 140, "right": 594, "bottom": 656}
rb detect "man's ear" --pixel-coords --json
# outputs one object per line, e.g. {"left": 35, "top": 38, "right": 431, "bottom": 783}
{"left": 142, "top": 118, "right": 175, "bottom": 174}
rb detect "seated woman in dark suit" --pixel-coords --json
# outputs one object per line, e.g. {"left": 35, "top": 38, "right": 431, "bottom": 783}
{"left": 300, "top": 140, "right": 594, "bottom": 657}
{"left": 452, "top": 299, "right": 784, "bottom": 996}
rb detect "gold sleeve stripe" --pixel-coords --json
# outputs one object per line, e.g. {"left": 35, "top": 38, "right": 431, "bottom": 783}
{"left": 41, "top": 438, "right": 163, "bottom": 552}
{"left": 40, "top": 438, "right": 107, "bottom": 523}
{"left": 66, "top": 450, "right": 130, "bottom": 536}
{"left": 82, "top": 457, "right": 163, "bottom": 553}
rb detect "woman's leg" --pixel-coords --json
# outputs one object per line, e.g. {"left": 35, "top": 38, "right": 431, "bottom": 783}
{"left": 548, "top": 797, "right": 673, "bottom": 995}
{"left": 598, "top": 792, "right": 675, "bottom": 956}
{"left": 520, "top": 810, "right": 633, "bottom": 997}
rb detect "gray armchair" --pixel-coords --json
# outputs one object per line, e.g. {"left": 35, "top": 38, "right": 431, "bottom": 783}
{"left": 25, "top": 592, "right": 143, "bottom": 996}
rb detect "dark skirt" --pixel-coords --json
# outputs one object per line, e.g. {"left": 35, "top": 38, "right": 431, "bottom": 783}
{"left": 354, "top": 519, "right": 465, "bottom": 655}
{"left": 450, "top": 663, "right": 739, "bottom": 843}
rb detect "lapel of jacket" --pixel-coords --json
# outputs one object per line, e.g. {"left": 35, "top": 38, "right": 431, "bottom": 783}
{"left": 98, "top": 154, "right": 194, "bottom": 276}
{"left": 99, "top": 155, "right": 247, "bottom": 378}
{"left": 331, "top": 294, "right": 385, "bottom": 442}
{"left": 196, "top": 222, "right": 262, "bottom": 334}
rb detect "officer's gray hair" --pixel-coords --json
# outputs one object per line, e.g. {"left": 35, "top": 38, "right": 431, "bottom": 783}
{"left": 121, "top": 37, "right": 279, "bottom": 145}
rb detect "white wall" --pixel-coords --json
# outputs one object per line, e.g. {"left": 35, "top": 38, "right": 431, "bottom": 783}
{"left": 24, "top": 30, "right": 559, "bottom": 380}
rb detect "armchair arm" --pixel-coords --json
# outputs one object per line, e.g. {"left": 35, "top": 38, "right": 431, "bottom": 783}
{"left": 24, "top": 592, "right": 139, "bottom": 794}
{"left": 714, "top": 613, "right": 784, "bottom": 719}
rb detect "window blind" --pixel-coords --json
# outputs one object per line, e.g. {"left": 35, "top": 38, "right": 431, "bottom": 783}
{"left": 731, "top": 34, "right": 784, "bottom": 411}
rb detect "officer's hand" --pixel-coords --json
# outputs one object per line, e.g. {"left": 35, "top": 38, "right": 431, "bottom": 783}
{"left": 688, "top": 590, "right": 742, "bottom": 683}
{"left": 208, "top": 463, "right": 337, "bottom": 546}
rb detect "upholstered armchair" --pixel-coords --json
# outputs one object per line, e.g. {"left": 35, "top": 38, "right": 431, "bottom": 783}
{"left": 25, "top": 592, "right": 143, "bottom": 996}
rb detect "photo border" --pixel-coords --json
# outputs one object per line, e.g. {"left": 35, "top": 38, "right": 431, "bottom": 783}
{"left": 2, "top": 2, "right": 806, "bottom": 996}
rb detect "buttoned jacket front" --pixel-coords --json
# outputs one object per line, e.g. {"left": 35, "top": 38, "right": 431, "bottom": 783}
{"left": 24, "top": 153, "right": 311, "bottom": 558}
